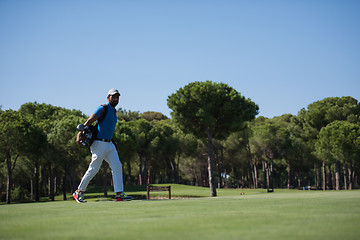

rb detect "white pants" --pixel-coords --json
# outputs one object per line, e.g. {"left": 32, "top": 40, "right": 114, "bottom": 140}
{"left": 78, "top": 140, "right": 123, "bottom": 193}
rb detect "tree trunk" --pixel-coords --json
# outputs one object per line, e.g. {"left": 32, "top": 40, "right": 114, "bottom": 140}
{"left": 327, "top": 164, "right": 333, "bottom": 190}
{"left": 6, "top": 153, "right": 18, "bottom": 204}
{"left": 127, "top": 160, "right": 132, "bottom": 185}
{"left": 33, "top": 164, "right": 40, "bottom": 201}
{"left": 6, "top": 174, "right": 12, "bottom": 204}
{"left": 206, "top": 128, "right": 217, "bottom": 197}
{"left": 176, "top": 153, "right": 181, "bottom": 184}
{"left": 0, "top": 175, "right": 3, "bottom": 201}
{"left": 41, "top": 167, "right": 47, "bottom": 196}
{"left": 343, "top": 162, "right": 347, "bottom": 190}
{"left": 314, "top": 163, "right": 319, "bottom": 189}
{"left": 147, "top": 167, "right": 151, "bottom": 185}
{"left": 217, "top": 147, "right": 224, "bottom": 189}
{"left": 103, "top": 164, "right": 108, "bottom": 197}
{"left": 69, "top": 168, "right": 75, "bottom": 193}
{"left": 6, "top": 156, "right": 12, "bottom": 204}
{"left": 138, "top": 155, "right": 144, "bottom": 185}
{"left": 49, "top": 165, "right": 55, "bottom": 201}
{"left": 224, "top": 169, "right": 228, "bottom": 188}
{"left": 170, "top": 156, "right": 179, "bottom": 184}
{"left": 253, "top": 163, "right": 258, "bottom": 189}
{"left": 287, "top": 161, "right": 291, "bottom": 189}
{"left": 30, "top": 178, "right": 34, "bottom": 200}
{"left": 266, "top": 163, "right": 269, "bottom": 188}
{"left": 268, "top": 158, "right": 274, "bottom": 192}
{"left": 353, "top": 161, "right": 358, "bottom": 189}
{"left": 254, "top": 163, "right": 259, "bottom": 189}
{"left": 249, "top": 159, "right": 255, "bottom": 189}
{"left": 322, "top": 160, "right": 326, "bottom": 190}
{"left": 62, "top": 170, "right": 67, "bottom": 201}
{"left": 263, "top": 161, "right": 268, "bottom": 189}
{"left": 348, "top": 161, "right": 353, "bottom": 190}
{"left": 246, "top": 144, "right": 257, "bottom": 189}
{"left": 334, "top": 160, "right": 340, "bottom": 190}
{"left": 54, "top": 174, "right": 57, "bottom": 195}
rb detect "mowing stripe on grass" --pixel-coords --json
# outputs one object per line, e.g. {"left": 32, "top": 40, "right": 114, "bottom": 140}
{"left": 0, "top": 189, "right": 359, "bottom": 240}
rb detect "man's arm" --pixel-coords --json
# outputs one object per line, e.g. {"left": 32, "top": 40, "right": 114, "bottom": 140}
{"left": 84, "top": 113, "right": 98, "bottom": 127}
{"left": 75, "top": 113, "right": 99, "bottom": 145}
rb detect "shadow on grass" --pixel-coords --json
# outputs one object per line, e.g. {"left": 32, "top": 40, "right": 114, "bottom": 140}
{"left": 85, "top": 185, "right": 148, "bottom": 200}
{"left": 0, "top": 185, "right": 151, "bottom": 205}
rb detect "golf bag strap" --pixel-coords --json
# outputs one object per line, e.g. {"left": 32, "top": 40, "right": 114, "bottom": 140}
{"left": 98, "top": 104, "right": 108, "bottom": 123}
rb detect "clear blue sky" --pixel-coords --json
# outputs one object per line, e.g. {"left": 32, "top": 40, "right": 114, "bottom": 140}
{"left": 1, "top": 0, "right": 359, "bottom": 118}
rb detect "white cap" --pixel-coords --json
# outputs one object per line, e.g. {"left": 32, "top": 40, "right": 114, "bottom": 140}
{"left": 108, "top": 88, "right": 120, "bottom": 96}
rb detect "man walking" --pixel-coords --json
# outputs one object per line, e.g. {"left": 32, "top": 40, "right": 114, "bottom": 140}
{"left": 73, "top": 88, "right": 133, "bottom": 203}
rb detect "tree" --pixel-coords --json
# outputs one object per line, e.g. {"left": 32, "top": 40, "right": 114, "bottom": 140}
{"left": 113, "top": 121, "right": 137, "bottom": 185}
{"left": 20, "top": 102, "right": 86, "bottom": 200}
{"left": 250, "top": 117, "right": 291, "bottom": 191}
{"left": 19, "top": 102, "right": 64, "bottom": 201}
{"left": 47, "top": 115, "right": 88, "bottom": 200}
{"left": 223, "top": 126, "right": 253, "bottom": 188}
{"left": 173, "top": 126, "right": 199, "bottom": 184}
{"left": 141, "top": 111, "right": 168, "bottom": 121}
{"left": 148, "top": 121, "right": 179, "bottom": 184}
{"left": 298, "top": 96, "right": 360, "bottom": 190}
{"left": 131, "top": 119, "right": 154, "bottom": 185}
{"left": 0, "top": 110, "right": 45, "bottom": 204}
{"left": 117, "top": 108, "right": 140, "bottom": 122}
{"left": 168, "top": 81, "right": 259, "bottom": 196}
{"left": 316, "top": 121, "right": 360, "bottom": 190}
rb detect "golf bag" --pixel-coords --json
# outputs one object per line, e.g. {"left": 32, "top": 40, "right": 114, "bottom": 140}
{"left": 78, "top": 104, "right": 108, "bottom": 147}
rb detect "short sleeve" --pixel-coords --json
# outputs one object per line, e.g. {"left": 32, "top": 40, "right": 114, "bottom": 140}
{"left": 94, "top": 105, "right": 104, "bottom": 118}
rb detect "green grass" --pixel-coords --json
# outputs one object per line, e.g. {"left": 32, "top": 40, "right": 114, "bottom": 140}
{"left": 1, "top": 185, "right": 360, "bottom": 240}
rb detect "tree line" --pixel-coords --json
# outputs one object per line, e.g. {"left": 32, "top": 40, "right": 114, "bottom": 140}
{"left": 1, "top": 82, "right": 359, "bottom": 203}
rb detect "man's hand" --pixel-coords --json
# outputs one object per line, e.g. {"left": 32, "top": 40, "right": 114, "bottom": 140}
{"left": 76, "top": 131, "right": 82, "bottom": 145}
{"left": 75, "top": 113, "right": 98, "bottom": 146}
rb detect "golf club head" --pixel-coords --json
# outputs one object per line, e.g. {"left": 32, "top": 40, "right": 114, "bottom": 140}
{"left": 77, "top": 124, "right": 85, "bottom": 131}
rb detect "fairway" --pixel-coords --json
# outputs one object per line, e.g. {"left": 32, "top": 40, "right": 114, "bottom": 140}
{"left": 0, "top": 187, "right": 359, "bottom": 240}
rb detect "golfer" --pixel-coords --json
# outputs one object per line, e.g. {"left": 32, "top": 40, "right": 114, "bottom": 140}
{"left": 73, "top": 88, "right": 133, "bottom": 203}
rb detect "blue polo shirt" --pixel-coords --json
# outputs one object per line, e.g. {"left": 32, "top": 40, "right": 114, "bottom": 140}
{"left": 94, "top": 103, "right": 117, "bottom": 139}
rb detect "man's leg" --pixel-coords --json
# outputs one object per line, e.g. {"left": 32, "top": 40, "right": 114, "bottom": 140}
{"left": 105, "top": 143, "right": 124, "bottom": 193}
{"left": 105, "top": 143, "right": 133, "bottom": 202}
{"left": 78, "top": 141, "right": 105, "bottom": 192}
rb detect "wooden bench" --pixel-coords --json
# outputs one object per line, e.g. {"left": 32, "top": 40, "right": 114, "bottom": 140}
{"left": 146, "top": 186, "right": 171, "bottom": 200}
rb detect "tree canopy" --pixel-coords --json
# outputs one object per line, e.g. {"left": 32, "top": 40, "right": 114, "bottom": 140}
{"left": 168, "top": 81, "right": 259, "bottom": 196}
{"left": 1, "top": 94, "right": 359, "bottom": 204}
{"left": 168, "top": 81, "right": 259, "bottom": 140}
